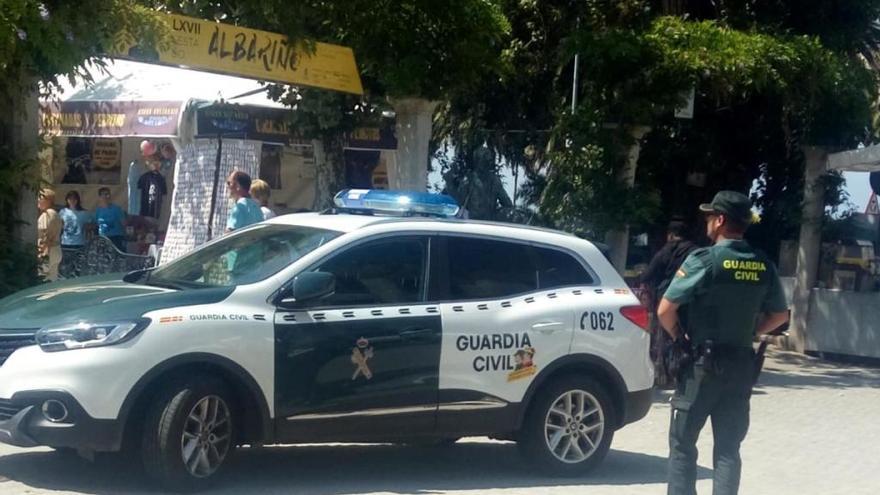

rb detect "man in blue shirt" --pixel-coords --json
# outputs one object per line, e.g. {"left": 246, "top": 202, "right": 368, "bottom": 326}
{"left": 225, "top": 171, "right": 264, "bottom": 232}
{"left": 95, "top": 187, "right": 127, "bottom": 251}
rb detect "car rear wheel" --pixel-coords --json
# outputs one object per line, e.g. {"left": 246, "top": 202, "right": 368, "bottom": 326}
{"left": 518, "top": 376, "right": 614, "bottom": 476}
{"left": 142, "top": 376, "right": 235, "bottom": 491}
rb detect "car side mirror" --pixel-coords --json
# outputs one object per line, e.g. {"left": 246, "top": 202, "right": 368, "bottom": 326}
{"left": 278, "top": 272, "right": 335, "bottom": 308}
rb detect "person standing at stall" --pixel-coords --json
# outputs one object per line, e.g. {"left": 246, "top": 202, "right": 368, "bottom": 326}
{"left": 95, "top": 187, "right": 127, "bottom": 251}
{"left": 37, "top": 189, "right": 63, "bottom": 281}
{"left": 59, "top": 190, "right": 93, "bottom": 250}
{"left": 225, "top": 171, "right": 263, "bottom": 232}
{"left": 250, "top": 179, "right": 276, "bottom": 220}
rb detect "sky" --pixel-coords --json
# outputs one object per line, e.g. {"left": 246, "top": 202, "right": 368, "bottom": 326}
{"left": 844, "top": 171, "right": 873, "bottom": 213}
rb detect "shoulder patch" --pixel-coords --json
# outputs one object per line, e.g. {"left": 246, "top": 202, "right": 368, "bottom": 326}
{"left": 676, "top": 269, "right": 687, "bottom": 278}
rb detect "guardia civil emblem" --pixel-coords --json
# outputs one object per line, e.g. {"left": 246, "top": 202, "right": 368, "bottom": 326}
{"left": 351, "top": 337, "right": 374, "bottom": 380}
{"left": 508, "top": 345, "right": 537, "bottom": 382}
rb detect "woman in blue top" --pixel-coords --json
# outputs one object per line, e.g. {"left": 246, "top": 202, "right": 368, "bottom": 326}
{"left": 95, "top": 187, "right": 127, "bottom": 252}
{"left": 59, "top": 190, "right": 94, "bottom": 249}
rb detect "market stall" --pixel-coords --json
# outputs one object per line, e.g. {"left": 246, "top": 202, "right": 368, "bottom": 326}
{"left": 39, "top": 60, "right": 399, "bottom": 266}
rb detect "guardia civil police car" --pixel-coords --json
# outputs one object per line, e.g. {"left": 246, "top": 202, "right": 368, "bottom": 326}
{"left": 0, "top": 190, "right": 653, "bottom": 491}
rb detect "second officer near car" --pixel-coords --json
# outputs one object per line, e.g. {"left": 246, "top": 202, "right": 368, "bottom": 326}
{"left": 656, "top": 191, "right": 790, "bottom": 495}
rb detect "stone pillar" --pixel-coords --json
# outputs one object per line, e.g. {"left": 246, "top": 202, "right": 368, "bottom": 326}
{"left": 389, "top": 98, "right": 439, "bottom": 191}
{"left": 788, "top": 146, "right": 827, "bottom": 353}
{"left": 605, "top": 126, "right": 651, "bottom": 274}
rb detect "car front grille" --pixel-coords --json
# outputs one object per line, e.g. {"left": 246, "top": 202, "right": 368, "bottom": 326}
{"left": 0, "top": 331, "right": 37, "bottom": 368}
{"left": 0, "top": 398, "right": 23, "bottom": 421}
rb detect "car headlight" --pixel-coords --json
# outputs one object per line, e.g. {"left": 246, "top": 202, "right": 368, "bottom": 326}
{"left": 35, "top": 319, "right": 150, "bottom": 352}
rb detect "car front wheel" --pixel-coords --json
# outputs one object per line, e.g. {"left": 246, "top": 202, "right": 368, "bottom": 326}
{"left": 518, "top": 376, "right": 614, "bottom": 476}
{"left": 142, "top": 376, "right": 235, "bottom": 491}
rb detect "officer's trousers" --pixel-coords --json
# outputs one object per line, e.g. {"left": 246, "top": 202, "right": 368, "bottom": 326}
{"left": 667, "top": 354, "right": 753, "bottom": 495}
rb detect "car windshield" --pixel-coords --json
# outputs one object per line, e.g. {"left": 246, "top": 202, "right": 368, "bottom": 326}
{"left": 149, "top": 224, "right": 342, "bottom": 288}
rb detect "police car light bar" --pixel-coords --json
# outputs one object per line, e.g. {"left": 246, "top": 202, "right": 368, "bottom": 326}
{"left": 334, "top": 189, "right": 461, "bottom": 218}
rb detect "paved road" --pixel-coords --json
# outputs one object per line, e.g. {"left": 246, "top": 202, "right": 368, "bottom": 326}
{"left": 1, "top": 349, "right": 878, "bottom": 494}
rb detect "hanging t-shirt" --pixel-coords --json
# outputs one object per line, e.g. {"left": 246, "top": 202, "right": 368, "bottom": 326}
{"left": 127, "top": 161, "right": 141, "bottom": 216}
{"left": 138, "top": 170, "right": 168, "bottom": 219}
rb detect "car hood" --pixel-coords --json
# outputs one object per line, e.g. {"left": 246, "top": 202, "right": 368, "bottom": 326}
{"left": 0, "top": 275, "right": 235, "bottom": 332}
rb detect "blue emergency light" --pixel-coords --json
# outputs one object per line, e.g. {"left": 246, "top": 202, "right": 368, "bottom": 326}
{"left": 333, "top": 189, "right": 461, "bottom": 218}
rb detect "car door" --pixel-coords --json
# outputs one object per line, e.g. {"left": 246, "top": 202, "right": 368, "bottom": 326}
{"left": 274, "top": 235, "right": 442, "bottom": 442}
{"left": 435, "top": 236, "right": 592, "bottom": 436}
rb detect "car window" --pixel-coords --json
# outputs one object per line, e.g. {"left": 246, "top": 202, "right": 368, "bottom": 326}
{"left": 447, "top": 237, "right": 537, "bottom": 300}
{"left": 313, "top": 237, "right": 427, "bottom": 306}
{"left": 150, "top": 224, "right": 341, "bottom": 287}
{"left": 534, "top": 246, "right": 594, "bottom": 288}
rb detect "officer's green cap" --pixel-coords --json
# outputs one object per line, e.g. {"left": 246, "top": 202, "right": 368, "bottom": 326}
{"left": 699, "top": 191, "right": 753, "bottom": 224}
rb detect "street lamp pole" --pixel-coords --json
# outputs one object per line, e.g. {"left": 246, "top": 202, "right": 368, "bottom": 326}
{"left": 571, "top": 19, "right": 580, "bottom": 115}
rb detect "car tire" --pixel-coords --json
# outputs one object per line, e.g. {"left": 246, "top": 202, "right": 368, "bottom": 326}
{"left": 518, "top": 376, "right": 615, "bottom": 476}
{"left": 142, "top": 376, "right": 235, "bottom": 492}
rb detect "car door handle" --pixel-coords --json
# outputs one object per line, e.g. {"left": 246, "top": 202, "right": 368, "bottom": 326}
{"left": 531, "top": 321, "right": 566, "bottom": 333}
{"left": 400, "top": 328, "right": 435, "bottom": 341}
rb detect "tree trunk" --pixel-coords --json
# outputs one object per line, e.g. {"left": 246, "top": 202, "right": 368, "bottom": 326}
{"left": 0, "top": 71, "right": 40, "bottom": 245}
{"left": 787, "top": 146, "right": 827, "bottom": 354}
{"left": 604, "top": 125, "right": 651, "bottom": 274}
{"left": 389, "top": 97, "right": 439, "bottom": 191}
{"left": 312, "top": 135, "right": 347, "bottom": 210}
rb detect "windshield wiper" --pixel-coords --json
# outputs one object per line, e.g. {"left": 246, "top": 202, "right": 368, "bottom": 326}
{"left": 125, "top": 267, "right": 194, "bottom": 291}
{"left": 142, "top": 279, "right": 187, "bottom": 291}
{"left": 122, "top": 267, "right": 155, "bottom": 283}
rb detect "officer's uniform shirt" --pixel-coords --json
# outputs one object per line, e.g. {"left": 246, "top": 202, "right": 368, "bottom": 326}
{"left": 663, "top": 239, "right": 788, "bottom": 348}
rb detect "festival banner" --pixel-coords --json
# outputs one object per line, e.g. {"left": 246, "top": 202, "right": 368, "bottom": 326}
{"left": 112, "top": 13, "right": 363, "bottom": 95}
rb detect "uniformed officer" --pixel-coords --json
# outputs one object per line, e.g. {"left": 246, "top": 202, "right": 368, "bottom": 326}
{"left": 657, "top": 191, "right": 790, "bottom": 495}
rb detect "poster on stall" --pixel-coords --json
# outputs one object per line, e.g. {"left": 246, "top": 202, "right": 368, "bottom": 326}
{"left": 161, "top": 139, "right": 261, "bottom": 263}
{"left": 91, "top": 139, "right": 122, "bottom": 170}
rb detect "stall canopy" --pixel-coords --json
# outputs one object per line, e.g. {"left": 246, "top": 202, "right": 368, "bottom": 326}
{"left": 40, "top": 59, "right": 286, "bottom": 138}
{"left": 828, "top": 143, "right": 880, "bottom": 172}
{"left": 40, "top": 59, "right": 398, "bottom": 150}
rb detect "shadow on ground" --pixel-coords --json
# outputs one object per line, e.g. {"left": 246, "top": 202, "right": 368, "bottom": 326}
{"left": 754, "top": 348, "right": 880, "bottom": 391}
{"left": 0, "top": 441, "right": 708, "bottom": 494}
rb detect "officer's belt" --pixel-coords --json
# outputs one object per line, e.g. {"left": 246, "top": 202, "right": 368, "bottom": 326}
{"left": 693, "top": 343, "right": 754, "bottom": 359}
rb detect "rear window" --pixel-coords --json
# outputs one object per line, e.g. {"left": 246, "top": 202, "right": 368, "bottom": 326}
{"left": 534, "top": 246, "right": 594, "bottom": 288}
{"left": 445, "top": 237, "right": 594, "bottom": 300}
{"left": 447, "top": 237, "right": 536, "bottom": 300}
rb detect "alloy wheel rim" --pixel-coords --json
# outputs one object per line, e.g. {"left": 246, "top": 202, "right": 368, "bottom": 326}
{"left": 181, "top": 395, "right": 231, "bottom": 478}
{"left": 543, "top": 389, "right": 604, "bottom": 464}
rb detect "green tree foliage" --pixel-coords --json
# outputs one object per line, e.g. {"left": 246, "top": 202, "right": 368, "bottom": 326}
{"left": 440, "top": 0, "right": 880, "bottom": 258}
